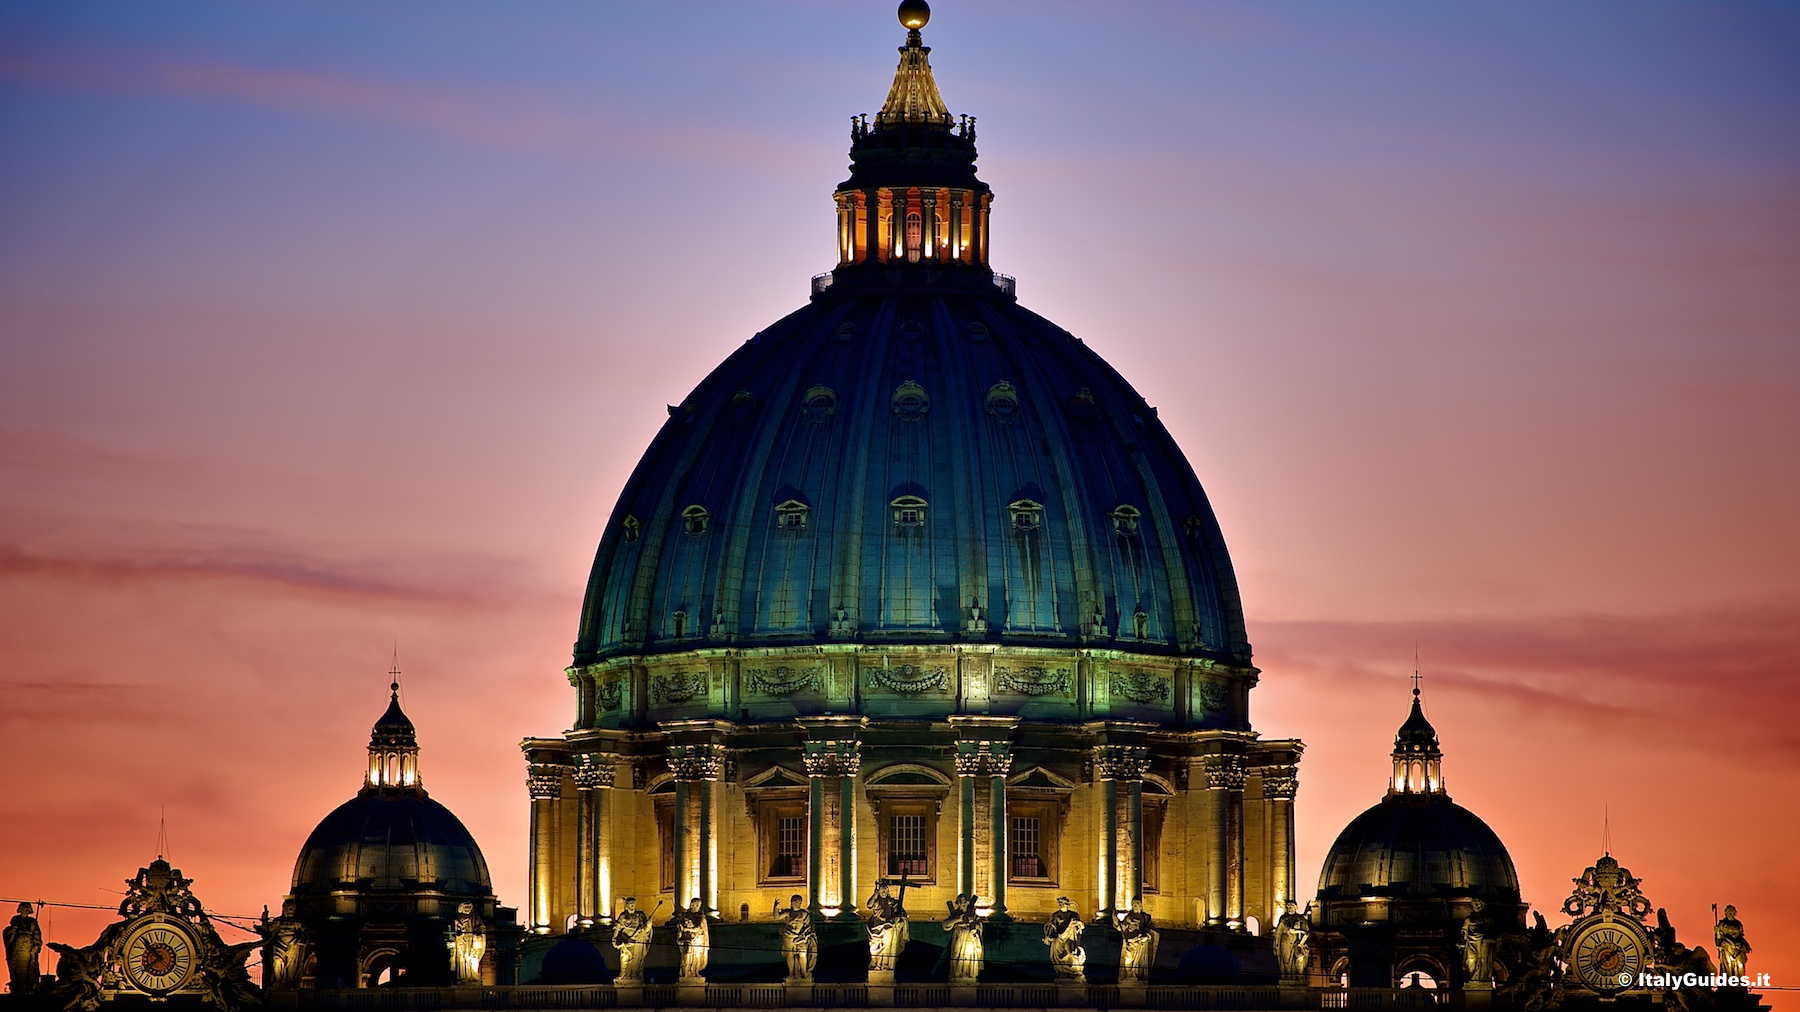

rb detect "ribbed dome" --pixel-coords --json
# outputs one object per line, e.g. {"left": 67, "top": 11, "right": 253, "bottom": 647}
{"left": 292, "top": 793, "right": 492, "bottom": 896}
{"left": 1317, "top": 794, "right": 1519, "bottom": 904}
{"left": 572, "top": 286, "right": 1250, "bottom": 666}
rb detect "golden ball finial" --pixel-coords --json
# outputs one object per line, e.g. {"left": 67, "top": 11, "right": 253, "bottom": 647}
{"left": 898, "top": 0, "right": 931, "bottom": 32}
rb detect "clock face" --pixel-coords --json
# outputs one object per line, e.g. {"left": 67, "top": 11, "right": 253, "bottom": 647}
{"left": 120, "top": 916, "right": 198, "bottom": 995}
{"left": 1571, "top": 920, "right": 1646, "bottom": 993}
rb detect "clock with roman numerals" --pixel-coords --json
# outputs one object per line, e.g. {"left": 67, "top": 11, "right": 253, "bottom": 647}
{"left": 1568, "top": 917, "right": 1650, "bottom": 994}
{"left": 119, "top": 914, "right": 199, "bottom": 996}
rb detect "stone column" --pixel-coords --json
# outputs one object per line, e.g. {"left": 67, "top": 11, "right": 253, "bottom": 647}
{"left": 801, "top": 735, "right": 862, "bottom": 915}
{"left": 667, "top": 743, "right": 725, "bottom": 915}
{"left": 953, "top": 741, "right": 1012, "bottom": 913}
{"left": 1095, "top": 745, "right": 1150, "bottom": 913}
{"left": 574, "top": 754, "right": 616, "bottom": 927}
{"left": 1198, "top": 754, "right": 1247, "bottom": 929}
{"left": 526, "top": 762, "right": 565, "bottom": 934}
{"left": 1263, "top": 763, "right": 1299, "bottom": 915}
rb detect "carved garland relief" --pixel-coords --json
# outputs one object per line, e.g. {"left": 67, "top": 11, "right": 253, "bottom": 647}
{"left": 868, "top": 663, "right": 950, "bottom": 695}
{"left": 1111, "top": 669, "right": 1170, "bottom": 705}
{"left": 650, "top": 669, "right": 709, "bottom": 704}
{"left": 745, "top": 666, "right": 822, "bottom": 697}
{"left": 994, "top": 665, "right": 1071, "bottom": 697}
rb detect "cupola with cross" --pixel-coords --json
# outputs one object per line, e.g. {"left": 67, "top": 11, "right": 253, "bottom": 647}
{"left": 1390, "top": 672, "right": 1446, "bottom": 797}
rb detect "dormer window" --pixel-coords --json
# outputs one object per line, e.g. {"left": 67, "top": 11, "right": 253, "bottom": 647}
{"left": 1112, "top": 505, "right": 1141, "bottom": 536}
{"left": 891, "top": 380, "right": 929, "bottom": 421}
{"left": 891, "top": 495, "right": 928, "bottom": 531}
{"left": 801, "top": 385, "right": 837, "bottom": 421}
{"left": 985, "top": 381, "right": 1020, "bottom": 420}
{"left": 621, "top": 515, "right": 641, "bottom": 543}
{"left": 1009, "top": 499, "right": 1044, "bottom": 532}
{"left": 774, "top": 499, "right": 810, "bottom": 532}
{"left": 682, "top": 505, "right": 711, "bottom": 536}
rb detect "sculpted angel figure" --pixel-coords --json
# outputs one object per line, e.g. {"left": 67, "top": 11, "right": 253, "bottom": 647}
{"left": 1042, "top": 896, "right": 1085, "bottom": 982}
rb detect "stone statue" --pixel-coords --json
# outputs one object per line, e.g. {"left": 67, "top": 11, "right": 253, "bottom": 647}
{"left": 1504, "top": 912, "right": 1562, "bottom": 1012}
{"left": 1714, "top": 905, "right": 1750, "bottom": 979}
{"left": 945, "top": 894, "right": 983, "bottom": 984}
{"left": 195, "top": 930, "right": 263, "bottom": 1012}
{"left": 673, "top": 897, "right": 710, "bottom": 983}
{"left": 448, "top": 902, "right": 486, "bottom": 984}
{"left": 865, "top": 880, "right": 909, "bottom": 975}
{"left": 255, "top": 906, "right": 307, "bottom": 989}
{"left": 4, "top": 901, "right": 41, "bottom": 994}
{"left": 46, "top": 937, "right": 110, "bottom": 1012}
{"left": 1115, "top": 897, "right": 1159, "bottom": 984}
{"left": 1042, "top": 896, "right": 1085, "bottom": 982}
{"left": 1462, "top": 900, "right": 1499, "bottom": 985}
{"left": 611, "top": 897, "right": 654, "bottom": 983}
{"left": 778, "top": 895, "right": 817, "bottom": 982}
{"left": 1653, "top": 908, "right": 1715, "bottom": 978}
{"left": 1273, "top": 900, "right": 1312, "bottom": 980}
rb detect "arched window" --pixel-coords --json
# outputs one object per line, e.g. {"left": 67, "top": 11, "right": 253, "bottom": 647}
{"left": 801, "top": 385, "right": 837, "bottom": 421}
{"left": 891, "top": 495, "right": 928, "bottom": 531}
{"left": 681, "top": 505, "right": 710, "bottom": 535}
{"left": 891, "top": 380, "right": 929, "bottom": 420}
{"left": 1112, "top": 505, "right": 1142, "bottom": 536}
{"left": 905, "top": 210, "right": 923, "bottom": 262}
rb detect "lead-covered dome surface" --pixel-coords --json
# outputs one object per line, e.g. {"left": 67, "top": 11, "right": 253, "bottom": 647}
{"left": 1317, "top": 793, "right": 1520, "bottom": 904}
{"left": 574, "top": 287, "right": 1250, "bottom": 666}
{"left": 291, "top": 793, "right": 492, "bottom": 896}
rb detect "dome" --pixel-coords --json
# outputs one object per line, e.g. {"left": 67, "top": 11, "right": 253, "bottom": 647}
{"left": 1316, "top": 793, "right": 1519, "bottom": 904}
{"left": 292, "top": 792, "right": 492, "bottom": 896}
{"left": 572, "top": 292, "right": 1249, "bottom": 666}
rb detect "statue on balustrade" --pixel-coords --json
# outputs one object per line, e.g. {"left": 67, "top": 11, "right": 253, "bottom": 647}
{"left": 612, "top": 897, "right": 654, "bottom": 983}
{"left": 945, "top": 894, "right": 983, "bottom": 984}
{"left": 778, "top": 895, "right": 817, "bottom": 982}
{"left": 673, "top": 898, "right": 710, "bottom": 983}
{"left": 447, "top": 902, "right": 486, "bottom": 984}
{"left": 1273, "top": 900, "right": 1312, "bottom": 980}
{"left": 5, "top": 902, "right": 41, "bottom": 995}
{"left": 193, "top": 922, "right": 262, "bottom": 1012}
{"left": 1461, "top": 899, "right": 1499, "bottom": 985}
{"left": 1043, "top": 896, "right": 1085, "bottom": 982}
{"left": 1714, "top": 905, "right": 1750, "bottom": 979}
{"left": 255, "top": 907, "right": 307, "bottom": 989}
{"left": 45, "top": 922, "right": 122, "bottom": 1012}
{"left": 1653, "top": 907, "right": 1716, "bottom": 978}
{"left": 865, "top": 880, "right": 909, "bottom": 976}
{"left": 1116, "top": 897, "right": 1158, "bottom": 984}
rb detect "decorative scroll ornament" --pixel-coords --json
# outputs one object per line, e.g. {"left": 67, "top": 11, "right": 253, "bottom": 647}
{"left": 596, "top": 678, "right": 623, "bottom": 711}
{"left": 574, "top": 755, "right": 617, "bottom": 790}
{"left": 1112, "top": 669, "right": 1170, "bottom": 705}
{"left": 1092, "top": 744, "right": 1151, "bottom": 782}
{"left": 119, "top": 858, "right": 205, "bottom": 919}
{"left": 1196, "top": 679, "right": 1229, "bottom": 714}
{"left": 1261, "top": 764, "right": 1300, "bottom": 800}
{"left": 667, "top": 744, "right": 727, "bottom": 782}
{"left": 1561, "top": 854, "right": 1652, "bottom": 920}
{"left": 746, "top": 666, "right": 821, "bottom": 697}
{"left": 526, "top": 764, "right": 565, "bottom": 800}
{"left": 995, "top": 665, "right": 1070, "bottom": 697}
{"left": 954, "top": 742, "right": 1014, "bottom": 778}
{"left": 651, "top": 669, "right": 708, "bottom": 704}
{"left": 1198, "top": 753, "right": 1246, "bottom": 791}
{"left": 869, "top": 662, "right": 949, "bottom": 695}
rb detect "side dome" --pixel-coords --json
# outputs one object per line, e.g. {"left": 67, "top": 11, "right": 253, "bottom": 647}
{"left": 1316, "top": 793, "right": 1520, "bottom": 904}
{"left": 292, "top": 793, "right": 492, "bottom": 896}
{"left": 572, "top": 294, "right": 1249, "bottom": 665}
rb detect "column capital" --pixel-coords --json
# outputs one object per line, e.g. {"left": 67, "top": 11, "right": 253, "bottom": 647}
{"left": 1092, "top": 744, "right": 1151, "bottom": 782}
{"left": 667, "top": 742, "right": 727, "bottom": 782}
{"left": 1261, "top": 762, "right": 1299, "bottom": 800}
{"left": 953, "top": 740, "right": 1012, "bottom": 778}
{"left": 802, "top": 739, "right": 862, "bottom": 778}
{"left": 526, "top": 762, "right": 567, "bottom": 800}
{"left": 1197, "top": 753, "right": 1247, "bottom": 791}
{"left": 573, "top": 753, "right": 617, "bottom": 790}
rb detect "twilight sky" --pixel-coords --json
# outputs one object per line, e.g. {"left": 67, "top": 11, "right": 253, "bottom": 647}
{"left": 3, "top": 0, "right": 1797, "bottom": 999}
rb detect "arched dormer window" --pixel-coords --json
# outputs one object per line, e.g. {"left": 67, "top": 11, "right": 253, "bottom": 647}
{"left": 984, "top": 381, "right": 1019, "bottom": 420}
{"left": 774, "top": 499, "right": 810, "bottom": 532}
{"left": 891, "top": 495, "right": 928, "bottom": 532}
{"left": 621, "top": 514, "right": 641, "bottom": 543}
{"left": 1112, "top": 505, "right": 1141, "bottom": 536}
{"left": 801, "top": 385, "right": 837, "bottom": 421}
{"left": 682, "top": 505, "right": 711, "bottom": 535}
{"left": 1009, "top": 499, "right": 1044, "bottom": 533}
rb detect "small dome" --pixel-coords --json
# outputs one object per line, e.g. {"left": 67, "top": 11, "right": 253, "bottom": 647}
{"left": 373, "top": 686, "right": 415, "bottom": 735}
{"left": 1317, "top": 793, "right": 1519, "bottom": 904}
{"left": 292, "top": 793, "right": 492, "bottom": 896}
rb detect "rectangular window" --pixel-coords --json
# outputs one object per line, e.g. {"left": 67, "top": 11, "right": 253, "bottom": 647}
{"left": 754, "top": 799, "right": 808, "bottom": 886}
{"left": 656, "top": 802, "right": 675, "bottom": 892}
{"left": 1141, "top": 801, "right": 1167, "bottom": 893}
{"left": 1011, "top": 815, "right": 1043, "bottom": 879}
{"left": 889, "top": 814, "right": 929, "bottom": 878}
{"left": 772, "top": 815, "right": 806, "bottom": 878}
